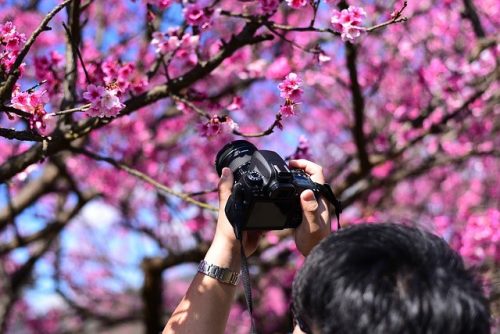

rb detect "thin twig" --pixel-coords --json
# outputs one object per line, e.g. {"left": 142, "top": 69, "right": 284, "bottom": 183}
{"left": 62, "top": 22, "right": 91, "bottom": 84}
{"left": 72, "top": 147, "right": 218, "bottom": 212}
{"left": 170, "top": 94, "right": 211, "bottom": 119}
{"left": 232, "top": 113, "right": 283, "bottom": 138}
{"left": 265, "top": 24, "right": 320, "bottom": 54}
{"left": 46, "top": 103, "right": 91, "bottom": 117}
{"left": 25, "top": 80, "right": 47, "bottom": 93}
{"left": 363, "top": 1, "right": 408, "bottom": 33}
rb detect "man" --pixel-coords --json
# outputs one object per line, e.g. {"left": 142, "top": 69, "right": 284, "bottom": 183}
{"left": 164, "top": 160, "right": 490, "bottom": 334}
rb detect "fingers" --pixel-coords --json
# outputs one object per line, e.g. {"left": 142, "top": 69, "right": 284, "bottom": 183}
{"left": 300, "top": 189, "right": 319, "bottom": 225}
{"left": 218, "top": 167, "right": 234, "bottom": 205}
{"left": 289, "top": 159, "right": 325, "bottom": 183}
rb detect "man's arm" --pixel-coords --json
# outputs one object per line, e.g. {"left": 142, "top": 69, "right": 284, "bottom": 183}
{"left": 164, "top": 160, "right": 332, "bottom": 333}
{"left": 163, "top": 168, "right": 261, "bottom": 334}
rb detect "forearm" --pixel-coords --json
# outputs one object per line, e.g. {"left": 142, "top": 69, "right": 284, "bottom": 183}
{"left": 163, "top": 237, "right": 241, "bottom": 334}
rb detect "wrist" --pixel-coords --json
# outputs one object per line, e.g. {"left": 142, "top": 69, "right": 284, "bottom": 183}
{"left": 205, "top": 235, "right": 241, "bottom": 272}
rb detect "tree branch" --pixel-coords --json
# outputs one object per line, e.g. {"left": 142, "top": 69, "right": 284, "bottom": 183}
{"left": 71, "top": 147, "right": 218, "bottom": 212}
{"left": 462, "top": 0, "right": 486, "bottom": 38}
{"left": 0, "top": 128, "right": 44, "bottom": 142}
{"left": 0, "top": 0, "right": 73, "bottom": 102}
{"left": 0, "top": 22, "right": 273, "bottom": 183}
{"left": 345, "top": 42, "right": 371, "bottom": 175}
{"left": 0, "top": 164, "right": 59, "bottom": 229}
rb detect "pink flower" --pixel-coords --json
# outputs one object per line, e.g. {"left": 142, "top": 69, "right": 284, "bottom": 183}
{"left": 279, "top": 103, "right": 297, "bottom": 117}
{"left": 11, "top": 89, "right": 48, "bottom": 114}
{"left": 151, "top": 32, "right": 181, "bottom": 54}
{"left": 286, "top": 0, "right": 307, "bottom": 9}
{"left": 198, "top": 117, "right": 222, "bottom": 137}
{"left": 227, "top": 96, "right": 244, "bottom": 111}
{"left": 101, "top": 90, "right": 123, "bottom": 114}
{"left": 197, "top": 115, "right": 237, "bottom": 137}
{"left": 459, "top": 210, "right": 500, "bottom": 265}
{"left": 331, "top": 6, "right": 367, "bottom": 42}
{"left": 83, "top": 84, "right": 124, "bottom": 118}
{"left": 11, "top": 91, "right": 31, "bottom": 112}
{"left": 0, "top": 21, "right": 26, "bottom": 72}
{"left": 183, "top": 4, "right": 210, "bottom": 28}
{"left": 83, "top": 84, "right": 105, "bottom": 103}
{"left": 278, "top": 72, "right": 303, "bottom": 101}
{"left": 259, "top": 0, "right": 280, "bottom": 14}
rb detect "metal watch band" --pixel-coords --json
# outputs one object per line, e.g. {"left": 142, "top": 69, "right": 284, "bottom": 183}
{"left": 198, "top": 260, "right": 240, "bottom": 286}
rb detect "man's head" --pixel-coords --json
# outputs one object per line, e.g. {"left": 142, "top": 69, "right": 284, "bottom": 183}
{"left": 292, "top": 223, "right": 490, "bottom": 334}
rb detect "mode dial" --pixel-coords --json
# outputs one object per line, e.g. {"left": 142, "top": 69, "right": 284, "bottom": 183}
{"left": 245, "top": 171, "right": 263, "bottom": 186}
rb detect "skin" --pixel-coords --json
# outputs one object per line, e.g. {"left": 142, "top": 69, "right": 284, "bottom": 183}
{"left": 163, "top": 159, "right": 331, "bottom": 334}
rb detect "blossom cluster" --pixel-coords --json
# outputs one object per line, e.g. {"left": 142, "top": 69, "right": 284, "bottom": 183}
{"left": 34, "top": 51, "right": 64, "bottom": 96}
{"left": 197, "top": 115, "right": 238, "bottom": 137}
{"left": 286, "top": 0, "right": 307, "bottom": 9}
{"left": 11, "top": 87, "right": 55, "bottom": 135}
{"left": 183, "top": 3, "right": 212, "bottom": 28}
{"left": 81, "top": 58, "right": 148, "bottom": 118}
{"left": 151, "top": 29, "right": 200, "bottom": 64}
{"left": 459, "top": 209, "right": 499, "bottom": 265}
{"left": 259, "top": 0, "right": 280, "bottom": 14}
{"left": 101, "top": 59, "right": 148, "bottom": 95}
{"left": 83, "top": 84, "right": 125, "bottom": 118}
{"left": 0, "top": 21, "right": 26, "bottom": 74}
{"left": 331, "top": 6, "right": 367, "bottom": 42}
{"left": 278, "top": 72, "right": 303, "bottom": 116}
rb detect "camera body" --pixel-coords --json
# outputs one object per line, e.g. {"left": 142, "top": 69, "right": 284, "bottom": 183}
{"left": 216, "top": 140, "right": 323, "bottom": 233}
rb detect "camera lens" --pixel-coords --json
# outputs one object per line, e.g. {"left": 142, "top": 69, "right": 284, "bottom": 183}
{"left": 215, "top": 140, "right": 257, "bottom": 177}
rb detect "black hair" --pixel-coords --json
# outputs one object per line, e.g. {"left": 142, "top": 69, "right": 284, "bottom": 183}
{"left": 292, "top": 223, "right": 490, "bottom": 334}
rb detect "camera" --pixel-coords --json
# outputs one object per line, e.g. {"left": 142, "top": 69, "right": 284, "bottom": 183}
{"left": 215, "top": 140, "right": 341, "bottom": 238}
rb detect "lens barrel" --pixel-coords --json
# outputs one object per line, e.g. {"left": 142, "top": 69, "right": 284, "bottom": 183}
{"left": 215, "top": 140, "right": 257, "bottom": 176}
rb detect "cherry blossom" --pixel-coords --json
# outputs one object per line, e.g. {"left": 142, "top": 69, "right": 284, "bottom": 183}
{"left": 0, "top": 21, "right": 26, "bottom": 73}
{"left": 286, "top": 0, "right": 307, "bottom": 9}
{"left": 331, "top": 6, "right": 367, "bottom": 42}
{"left": 151, "top": 31, "right": 181, "bottom": 54}
{"left": 277, "top": 72, "right": 303, "bottom": 101}
{"left": 0, "top": 1, "right": 498, "bottom": 333}
{"left": 183, "top": 4, "right": 211, "bottom": 28}
{"left": 259, "top": 0, "right": 280, "bottom": 14}
{"left": 83, "top": 84, "right": 124, "bottom": 117}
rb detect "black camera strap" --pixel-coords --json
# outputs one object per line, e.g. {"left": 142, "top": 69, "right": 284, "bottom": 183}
{"left": 314, "top": 182, "right": 343, "bottom": 231}
{"left": 239, "top": 240, "right": 257, "bottom": 334}
{"left": 233, "top": 205, "right": 258, "bottom": 333}
{"left": 235, "top": 185, "right": 341, "bottom": 334}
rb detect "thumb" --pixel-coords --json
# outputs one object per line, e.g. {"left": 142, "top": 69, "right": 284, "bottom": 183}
{"left": 300, "top": 189, "right": 318, "bottom": 223}
{"left": 218, "top": 167, "right": 234, "bottom": 204}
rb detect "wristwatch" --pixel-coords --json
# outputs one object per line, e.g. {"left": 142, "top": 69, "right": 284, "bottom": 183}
{"left": 198, "top": 260, "right": 240, "bottom": 286}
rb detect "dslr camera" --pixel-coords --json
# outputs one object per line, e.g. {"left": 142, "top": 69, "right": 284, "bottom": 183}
{"left": 215, "top": 140, "right": 341, "bottom": 238}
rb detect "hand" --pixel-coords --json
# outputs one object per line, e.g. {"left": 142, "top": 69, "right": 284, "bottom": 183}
{"left": 289, "top": 159, "right": 332, "bottom": 256}
{"left": 212, "top": 167, "right": 262, "bottom": 257}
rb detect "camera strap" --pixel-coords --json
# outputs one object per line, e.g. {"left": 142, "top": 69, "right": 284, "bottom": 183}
{"left": 314, "top": 182, "right": 343, "bottom": 230}
{"left": 240, "top": 240, "right": 257, "bottom": 334}
{"left": 235, "top": 184, "right": 342, "bottom": 334}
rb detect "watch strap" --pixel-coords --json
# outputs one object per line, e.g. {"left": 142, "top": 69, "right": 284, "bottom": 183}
{"left": 198, "top": 260, "right": 240, "bottom": 286}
